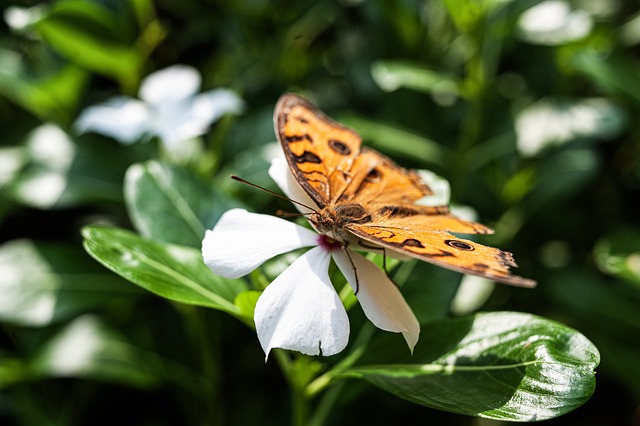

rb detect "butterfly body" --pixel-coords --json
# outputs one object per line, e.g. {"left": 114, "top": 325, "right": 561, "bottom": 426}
{"left": 275, "top": 93, "right": 536, "bottom": 288}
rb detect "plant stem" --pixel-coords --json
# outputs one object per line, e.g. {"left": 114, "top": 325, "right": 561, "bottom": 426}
{"left": 274, "top": 350, "right": 311, "bottom": 426}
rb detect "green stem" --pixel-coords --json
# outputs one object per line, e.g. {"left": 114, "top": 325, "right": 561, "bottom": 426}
{"left": 274, "top": 350, "right": 311, "bottom": 426}
{"left": 183, "top": 307, "right": 223, "bottom": 426}
{"left": 451, "top": 11, "right": 504, "bottom": 197}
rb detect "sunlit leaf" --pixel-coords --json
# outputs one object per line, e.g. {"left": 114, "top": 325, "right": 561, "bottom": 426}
{"left": 125, "top": 161, "right": 241, "bottom": 248}
{"left": 371, "top": 60, "right": 458, "bottom": 102}
{"left": 341, "top": 312, "right": 599, "bottom": 421}
{"left": 0, "top": 239, "right": 138, "bottom": 327}
{"left": 547, "top": 269, "right": 640, "bottom": 396}
{"left": 82, "top": 225, "right": 246, "bottom": 318}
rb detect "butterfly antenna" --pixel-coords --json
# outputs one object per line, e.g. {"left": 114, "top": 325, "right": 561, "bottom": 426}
{"left": 230, "top": 175, "right": 318, "bottom": 213}
{"left": 276, "top": 210, "right": 313, "bottom": 218}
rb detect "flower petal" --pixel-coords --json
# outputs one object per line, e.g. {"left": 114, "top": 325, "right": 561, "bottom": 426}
{"left": 333, "top": 250, "right": 420, "bottom": 352}
{"left": 268, "top": 156, "right": 318, "bottom": 214}
{"left": 192, "top": 88, "right": 245, "bottom": 123}
{"left": 154, "top": 89, "right": 245, "bottom": 150}
{"left": 139, "top": 65, "right": 201, "bottom": 106}
{"left": 74, "top": 96, "right": 150, "bottom": 143}
{"left": 202, "top": 209, "right": 318, "bottom": 279}
{"left": 254, "top": 246, "right": 349, "bottom": 357}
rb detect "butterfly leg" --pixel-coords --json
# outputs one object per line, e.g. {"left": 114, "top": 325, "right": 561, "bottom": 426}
{"left": 341, "top": 245, "right": 360, "bottom": 294}
{"left": 357, "top": 241, "right": 400, "bottom": 289}
{"left": 358, "top": 240, "right": 391, "bottom": 275}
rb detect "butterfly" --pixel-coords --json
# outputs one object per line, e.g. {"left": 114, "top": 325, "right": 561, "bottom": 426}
{"left": 274, "top": 93, "right": 536, "bottom": 288}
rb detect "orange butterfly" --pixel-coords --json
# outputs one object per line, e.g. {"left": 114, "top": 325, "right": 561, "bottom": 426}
{"left": 274, "top": 93, "right": 536, "bottom": 288}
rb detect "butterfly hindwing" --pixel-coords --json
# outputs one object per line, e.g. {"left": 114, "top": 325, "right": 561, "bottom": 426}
{"left": 346, "top": 223, "right": 536, "bottom": 287}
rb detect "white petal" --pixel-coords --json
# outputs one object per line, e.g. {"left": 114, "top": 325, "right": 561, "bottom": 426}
{"left": 254, "top": 246, "right": 349, "bottom": 357}
{"left": 202, "top": 209, "right": 318, "bottom": 279}
{"left": 416, "top": 170, "right": 450, "bottom": 206}
{"left": 192, "top": 88, "right": 245, "bottom": 123}
{"left": 139, "top": 65, "right": 200, "bottom": 106}
{"left": 74, "top": 96, "right": 150, "bottom": 143}
{"left": 268, "top": 156, "right": 318, "bottom": 214}
{"left": 333, "top": 250, "right": 420, "bottom": 352}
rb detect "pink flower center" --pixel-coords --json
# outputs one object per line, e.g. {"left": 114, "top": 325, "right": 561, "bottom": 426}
{"left": 317, "top": 234, "right": 342, "bottom": 252}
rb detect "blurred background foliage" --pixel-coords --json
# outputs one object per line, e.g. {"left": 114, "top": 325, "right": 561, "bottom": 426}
{"left": 0, "top": 0, "right": 639, "bottom": 424}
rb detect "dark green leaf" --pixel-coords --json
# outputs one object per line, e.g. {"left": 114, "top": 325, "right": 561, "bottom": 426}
{"left": 81, "top": 225, "right": 247, "bottom": 319}
{"left": 338, "top": 115, "right": 449, "bottom": 167}
{"left": 33, "top": 0, "right": 141, "bottom": 84}
{"left": 341, "top": 312, "right": 598, "bottom": 421}
{"left": 0, "top": 239, "right": 139, "bottom": 327}
{"left": 594, "top": 227, "right": 640, "bottom": 285}
{"left": 124, "top": 161, "right": 241, "bottom": 247}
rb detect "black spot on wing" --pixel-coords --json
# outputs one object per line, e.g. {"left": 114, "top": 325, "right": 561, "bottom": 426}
{"left": 445, "top": 239, "right": 475, "bottom": 251}
{"left": 364, "top": 168, "right": 382, "bottom": 183}
{"left": 295, "top": 151, "right": 322, "bottom": 164}
{"left": 328, "top": 139, "right": 351, "bottom": 155}
{"left": 285, "top": 134, "right": 313, "bottom": 143}
{"left": 378, "top": 205, "right": 420, "bottom": 218}
{"left": 403, "top": 238, "right": 424, "bottom": 248}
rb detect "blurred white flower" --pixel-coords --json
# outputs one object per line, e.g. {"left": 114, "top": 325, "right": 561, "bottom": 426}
{"left": 201, "top": 158, "right": 420, "bottom": 358}
{"left": 515, "top": 97, "right": 624, "bottom": 156}
{"left": 517, "top": 0, "right": 592, "bottom": 45}
{"left": 74, "top": 65, "right": 244, "bottom": 150}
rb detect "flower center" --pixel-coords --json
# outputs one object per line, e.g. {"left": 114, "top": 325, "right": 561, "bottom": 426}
{"left": 317, "top": 234, "right": 342, "bottom": 252}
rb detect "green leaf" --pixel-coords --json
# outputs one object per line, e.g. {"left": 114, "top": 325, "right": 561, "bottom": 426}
{"left": 0, "top": 239, "right": 139, "bottom": 327}
{"left": 10, "top": 124, "right": 129, "bottom": 208}
{"left": 26, "top": 315, "right": 161, "bottom": 388}
{"left": 81, "top": 225, "right": 247, "bottom": 318}
{"left": 340, "top": 312, "right": 599, "bottom": 421}
{"left": 124, "top": 161, "right": 241, "bottom": 248}
{"left": 338, "top": 115, "right": 449, "bottom": 167}
{"left": 0, "top": 48, "right": 89, "bottom": 122}
{"left": 33, "top": 0, "right": 142, "bottom": 86}
{"left": 573, "top": 52, "right": 640, "bottom": 105}
{"left": 371, "top": 60, "right": 459, "bottom": 98}
{"left": 594, "top": 227, "right": 640, "bottom": 285}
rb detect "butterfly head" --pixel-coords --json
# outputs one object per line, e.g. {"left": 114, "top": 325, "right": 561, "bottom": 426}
{"left": 309, "top": 203, "right": 372, "bottom": 243}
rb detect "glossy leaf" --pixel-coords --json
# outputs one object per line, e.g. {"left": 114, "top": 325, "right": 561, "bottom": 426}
{"left": 0, "top": 239, "right": 138, "bottom": 327}
{"left": 82, "top": 225, "right": 247, "bottom": 319}
{"left": 124, "top": 161, "right": 240, "bottom": 247}
{"left": 340, "top": 312, "right": 599, "bottom": 421}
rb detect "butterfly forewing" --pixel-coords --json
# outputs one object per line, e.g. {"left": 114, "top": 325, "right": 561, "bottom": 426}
{"left": 275, "top": 94, "right": 362, "bottom": 208}
{"left": 340, "top": 148, "right": 434, "bottom": 205}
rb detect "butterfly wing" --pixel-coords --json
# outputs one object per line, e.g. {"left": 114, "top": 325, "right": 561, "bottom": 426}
{"left": 275, "top": 93, "right": 535, "bottom": 288}
{"left": 275, "top": 94, "right": 362, "bottom": 209}
{"left": 346, "top": 221, "right": 536, "bottom": 288}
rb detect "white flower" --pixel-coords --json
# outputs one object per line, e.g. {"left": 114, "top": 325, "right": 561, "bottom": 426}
{"left": 201, "top": 158, "right": 420, "bottom": 358}
{"left": 74, "top": 65, "right": 244, "bottom": 150}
